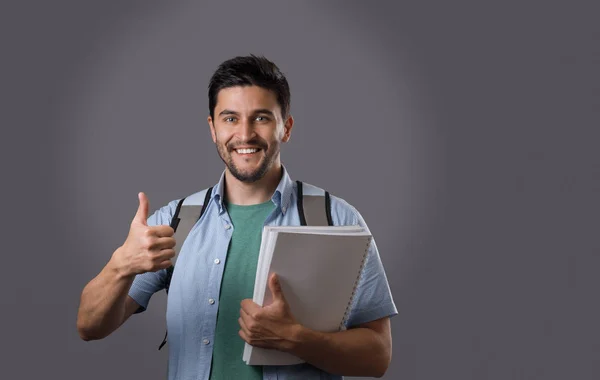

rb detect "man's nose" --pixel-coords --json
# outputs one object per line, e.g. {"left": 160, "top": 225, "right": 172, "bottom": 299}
{"left": 237, "top": 119, "right": 257, "bottom": 141}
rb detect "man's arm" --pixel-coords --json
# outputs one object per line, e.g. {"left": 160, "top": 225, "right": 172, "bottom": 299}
{"left": 288, "top": 317, "right": 391, "bottom": 377}
{"left": 239, "top": 274, "right": 392, "bottom": 378}
{"left": 76, "top": 254, "right": 142, "bottom": 341}
{"left": 77, "top": 192, "right": 175, "bottom": 340}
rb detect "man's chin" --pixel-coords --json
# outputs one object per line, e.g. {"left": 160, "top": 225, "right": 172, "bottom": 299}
{"left": 232, "top": 173, "right": 262, "bottom": 183}
{"left": 227, "top": 165, "right": 266, "bottom": 183}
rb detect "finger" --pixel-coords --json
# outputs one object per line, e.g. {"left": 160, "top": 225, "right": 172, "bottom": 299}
{"left": 238, "top": 329, "right": 251, "bottom": 344}
{"left": 153, "top": 259, "right": 173, "bottom": 271}
{"left": 239, "top": 307, "right": 254, "bottom": 328}
{"left": 149, "top": 237, "right": 176, "bottom": 250}
{"left": 152, "top": 249, "right": 176, "bottom": 262}
{"left": 240, "top": 299, "right": 261, "bottom": 315}
{"left": 238, "top": 316, "right": 250, "bottom": 335}
{"left": 151, "top": 225, "right": 175, "bottom": 237}
{"left": 239, "top": 329, "right": 268, "bottom": 349}
{"left": 133, "top": 192, "right": 149, "bottom": 226}
{"left": 268, "top": 273, "right": 285, "bottom": 303}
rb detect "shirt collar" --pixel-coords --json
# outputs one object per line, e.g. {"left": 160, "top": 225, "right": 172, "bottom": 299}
{"left": 210, "top": 165, "right": 294, "bottom": 215}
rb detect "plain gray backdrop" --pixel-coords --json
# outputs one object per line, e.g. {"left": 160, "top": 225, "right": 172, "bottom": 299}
{"left": 1, "top": 1, "right": 598, "bottom": 379}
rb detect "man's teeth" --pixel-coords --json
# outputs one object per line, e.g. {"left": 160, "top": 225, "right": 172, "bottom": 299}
{"left": 236, "top": 148, "right": 259, "bottom": 154}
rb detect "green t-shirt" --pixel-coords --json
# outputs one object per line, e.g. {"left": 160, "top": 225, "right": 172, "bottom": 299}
{"left": 209, "top": 199, "right": 276, "bottom": 380}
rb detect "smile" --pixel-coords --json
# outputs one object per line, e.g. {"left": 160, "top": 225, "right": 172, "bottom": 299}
{"left": 234, "top": 148, "right": 261, "bottom": 154}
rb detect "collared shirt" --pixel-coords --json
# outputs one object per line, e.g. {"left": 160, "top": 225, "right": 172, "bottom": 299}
{"left": 129, "top": 166, "right": 398, "bottom": 380}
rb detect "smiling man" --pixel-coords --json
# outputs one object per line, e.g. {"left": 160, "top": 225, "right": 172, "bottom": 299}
{"left": 77, "top": 55, "right": 397, "bottom": 380}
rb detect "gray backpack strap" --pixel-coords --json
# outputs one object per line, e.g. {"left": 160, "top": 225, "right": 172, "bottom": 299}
{"left": 159, "top": 187, "right": 212, "bottom": 350}
{"left": 170, "top": 204, "right": 204, "bottom": 264}
{"left": 296, "top": 180, "right": 333, "bottom": 226}
{"left": 164, "top": 187, "right": 213, "bottom": 293}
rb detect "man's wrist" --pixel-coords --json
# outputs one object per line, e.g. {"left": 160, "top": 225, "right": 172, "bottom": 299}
{"left": 107, "top": 247, "right": 134, "bottom": 280}
{"left": 283, "top": 323, "right": 326, "bottom": 356}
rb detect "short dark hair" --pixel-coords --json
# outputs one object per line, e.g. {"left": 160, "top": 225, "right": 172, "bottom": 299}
{"left": 208, "top": 55, "right": 291, "bottom": 120}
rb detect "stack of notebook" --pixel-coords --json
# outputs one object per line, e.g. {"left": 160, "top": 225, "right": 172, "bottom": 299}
{"left": 243, "top": 225, "right": 372, "bottom": 365}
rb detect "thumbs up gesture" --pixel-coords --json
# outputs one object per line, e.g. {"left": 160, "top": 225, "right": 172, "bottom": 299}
{"left": 112, "top": 192, "right": 176, "bottom": 277}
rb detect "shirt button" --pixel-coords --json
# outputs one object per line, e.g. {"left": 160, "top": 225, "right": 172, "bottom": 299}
{"left": 282, "top": 206, "right": 287, "bottom": 212}
{"left": 208, "top": 298, "right": 215, "bottom": 305}
{"left": 203, "top": 339, "right": 210, "bottom": 345}
{"left": 224, "top": 223, "right": 232, "bottom": 230}
{"left": 214, "top": 258, "right": 220, "bottom": 264}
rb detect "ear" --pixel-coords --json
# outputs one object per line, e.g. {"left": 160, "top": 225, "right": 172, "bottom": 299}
{"left": 207, "top": 116, "right": 217, "bottom": 143}
{"left": 281, "top": 115, "right": 294, "bottom": 143}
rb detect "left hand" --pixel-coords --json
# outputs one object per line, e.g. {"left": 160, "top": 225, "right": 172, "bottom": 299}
{"left": 239, "top": 273, "right": 301, "bottom": 351}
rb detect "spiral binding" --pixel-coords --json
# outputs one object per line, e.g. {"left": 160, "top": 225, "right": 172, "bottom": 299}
{"left": 338, "top": 236, "right": 372, "bottom": 330}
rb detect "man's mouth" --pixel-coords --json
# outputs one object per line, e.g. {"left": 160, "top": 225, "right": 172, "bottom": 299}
{"left": 233, "top": 147, "right": 262, "bottom": 155}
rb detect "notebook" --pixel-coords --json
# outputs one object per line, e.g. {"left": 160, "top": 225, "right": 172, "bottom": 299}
{"left": 243, "top": 225, "right": 372, "bottom": 365}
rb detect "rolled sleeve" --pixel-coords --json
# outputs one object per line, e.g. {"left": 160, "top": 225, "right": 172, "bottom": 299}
{"left": 345, "top": 238, "right": 398, "bottom": 326}
{"left": 129, "top": 270, "right": 167, "bottom": 312}
{"left": 330, "top": 196, "right": 398, "bottom": 327}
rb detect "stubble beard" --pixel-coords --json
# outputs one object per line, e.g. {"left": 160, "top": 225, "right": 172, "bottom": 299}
{"left": 216, "top": 140, "right": 279, "bottom": 183}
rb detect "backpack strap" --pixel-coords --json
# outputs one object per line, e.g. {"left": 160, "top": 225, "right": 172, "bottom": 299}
{"left": 159, "top": 187, "right": 212, "bottom": 350}
{"left": 296, "top": 180, "right": 333, "bottom": 226}
{"left": 164, "top": 187, "right": 213, "bottom": 293}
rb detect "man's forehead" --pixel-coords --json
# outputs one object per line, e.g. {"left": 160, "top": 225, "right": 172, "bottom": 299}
{"left": 215, "top": 85, "right": 280, "bottom": 112}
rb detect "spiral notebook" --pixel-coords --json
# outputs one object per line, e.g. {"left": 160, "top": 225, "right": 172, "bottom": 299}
{"left": 243, "top": 225, "right": 372, "bottom": 365}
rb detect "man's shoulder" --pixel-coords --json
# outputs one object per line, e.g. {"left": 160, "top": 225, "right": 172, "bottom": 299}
{"left": 148, "top": 187, "right": 213, "bottom": 225}
{"left": 298, "top": 181, "right": 362, "bottom": 226}
{"left": 297, "top": 181, "right": 326, "bottom": 196}
{"left": 181, "top": 187, "right": 213, "bottom": 206}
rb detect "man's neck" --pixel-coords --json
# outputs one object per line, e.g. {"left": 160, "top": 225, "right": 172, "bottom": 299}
{"left": 223, "top": 164, "right": 283, "bottom": 205}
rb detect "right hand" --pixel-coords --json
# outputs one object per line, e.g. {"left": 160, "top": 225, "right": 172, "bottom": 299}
{"left": 113, "top": 192, "right": 176, "bottom": 277}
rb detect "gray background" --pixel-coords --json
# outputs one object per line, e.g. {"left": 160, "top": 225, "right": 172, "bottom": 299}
{"left": 1, "top": 1, "right": 598, "bottom": 379}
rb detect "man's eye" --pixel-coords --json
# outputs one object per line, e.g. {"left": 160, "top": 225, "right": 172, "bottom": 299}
{"left": 256, "top": 116, "right": 269, "bottom": 122}
{"left": 224, "top": 117, "right": 236, "bottom": 122}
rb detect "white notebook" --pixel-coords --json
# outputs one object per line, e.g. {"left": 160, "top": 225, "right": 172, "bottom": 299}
{"left": 243, "top": 225, "right": 372, "bottom": 365}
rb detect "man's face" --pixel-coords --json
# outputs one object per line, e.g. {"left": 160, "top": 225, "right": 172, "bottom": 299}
{"left": 208, "top": 85, "right": 293, "bottom": 183}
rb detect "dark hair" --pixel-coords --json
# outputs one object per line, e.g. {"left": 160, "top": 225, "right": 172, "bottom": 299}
{"left": 208, "top": 55, "right": 291, "bottom": 120}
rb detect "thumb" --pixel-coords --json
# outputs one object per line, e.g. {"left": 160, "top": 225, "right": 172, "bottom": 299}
{"left": 268, "top": 273, "right": 285, "bottom": 303}
{"left": 133, "top": 192, "right": 149, "bottom": 226}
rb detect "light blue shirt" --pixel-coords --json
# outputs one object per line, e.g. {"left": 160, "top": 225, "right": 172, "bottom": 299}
{"left": 129, "top": 166, "right": 398, "bottom": 380}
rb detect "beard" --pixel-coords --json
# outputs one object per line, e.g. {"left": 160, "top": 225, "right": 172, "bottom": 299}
{"left": 216, "top": 138, "right": 279, "bottom": 183}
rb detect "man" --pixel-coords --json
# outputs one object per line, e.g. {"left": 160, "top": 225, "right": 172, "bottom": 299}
{"left": 77, "top": 55, "right": 397, "bottom": 379}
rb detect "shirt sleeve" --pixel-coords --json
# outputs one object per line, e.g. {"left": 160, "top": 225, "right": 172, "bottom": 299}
{"left": 330, "top": 196, "right": 398, "bottom": 327}
{"left": 128, "top": 199, "right": 180, "bottom": 313}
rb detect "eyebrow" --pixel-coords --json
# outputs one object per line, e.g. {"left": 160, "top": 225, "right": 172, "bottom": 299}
{"left": 217, "top": 109, "right": 276, "bottom": 117}
{"left": 252, "top": 109, "right": 276, "bottom": 117}
{"left": 218, "top": 109, "right": 239, "bottom": 116}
